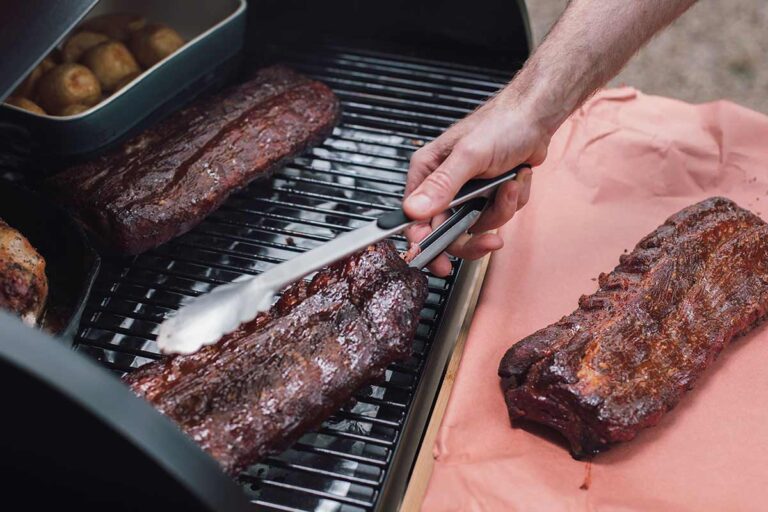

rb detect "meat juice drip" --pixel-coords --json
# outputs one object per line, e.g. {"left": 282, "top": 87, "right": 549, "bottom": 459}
{"left": 580, "top": 461, "right": 593, "bottom": 490}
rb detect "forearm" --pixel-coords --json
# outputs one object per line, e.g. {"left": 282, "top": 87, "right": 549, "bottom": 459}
{"left": 503, "top": 0, "right": 697, "bottom": 134}
{"left": 401, "top": 0, "right": 697, "bottom": 271}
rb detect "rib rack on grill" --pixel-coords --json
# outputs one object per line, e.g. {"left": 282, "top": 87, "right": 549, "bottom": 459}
{"left": 124, "top": 241, "right": 428, "bottom": 475}
{"left": 48, "top": 65, "right": 340, "bottom": 255}
{"left": 499, "top": 197, "right": 768, "bottom": 458}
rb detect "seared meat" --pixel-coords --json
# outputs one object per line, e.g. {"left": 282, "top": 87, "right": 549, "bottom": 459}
{"left": 48, "top": 65, "right": 340, "bottom": 255}
{"left": 124, "top": 241, "right": 427, "bottom": 474}
{"left": 0, "top": 218, "right": 48, "bottom": 325}
{"left": 499, "top": 197, "right": 768, "bottom": 458}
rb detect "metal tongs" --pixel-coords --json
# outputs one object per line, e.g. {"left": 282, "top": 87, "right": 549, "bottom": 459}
{"left": 157, "top": 163, "right": 531, "bottom": 354}
{"left": 406, "top": 196, "right": 488, "bottom": 270}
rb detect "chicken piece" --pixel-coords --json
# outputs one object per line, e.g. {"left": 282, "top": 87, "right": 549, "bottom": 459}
{"left": 0, "top": 219, "right": 48, "bottom": 325}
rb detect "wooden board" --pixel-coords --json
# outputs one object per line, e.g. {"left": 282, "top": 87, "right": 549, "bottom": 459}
{"left": 399, "top": 254, "right": 491, "bottom": 511}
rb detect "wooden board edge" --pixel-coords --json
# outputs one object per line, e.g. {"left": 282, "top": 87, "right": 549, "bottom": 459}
{"left": 399, "top": 253, "right": 492, "bottom": 511}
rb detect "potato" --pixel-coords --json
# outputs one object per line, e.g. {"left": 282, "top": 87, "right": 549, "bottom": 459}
{"left": 129, "top": 24, "right": 184, "bottom": 68}
{"left": 13, "top": 69, "right": 41, "bottom": 99}
{"left": 35, "top": 63, "right": 101, "bottom": 113}
{"left": 47, "top": 47, "right": 62, "bottom": 63}
{"left": 5, "top": 96, "right": 46, "bottom": 115}
{"left": 57, "top": 103, "right": 90, "bottom": 116}
{"left": 12, "top": 56, "right": 56, "bottom": 97}
{"left": 80, "top": 13, "right": 146, "bottom": 41}
{"left": 81, "top": 41, "right": 140, "bottom": 91}
{"left": 112, "top": 70, "right": 141, "bottom": 92}
{"left": 40, "top": 56, "right": 57, "bottom": 73}
{"left": 62, "top": 31, "right": 110, "bottom": 62}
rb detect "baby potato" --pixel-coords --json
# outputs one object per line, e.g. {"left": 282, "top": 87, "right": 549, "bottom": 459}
{"left": 13, "top": 69, "right": 41, "bottom": 98}
{"left": 47, "top": 47, "right": 62, "bottom": 63}
{"left": 129, "top": 24, "right": 184, "bottom": 68}
{"left": 80, "top": 13, "right": 146, "bottom": 41}
{"left": 12, "top": 56, "right": 56, "bottom": 97}
{"left": 41, "top": 56, "right": 57, "bottom": 71}
{"left": 57, "top": 103, "right": 90, "bottom": 116}
{"left": 81, "top": 41, "right": 140, "bottom": 92}
{"left": 62, "top": 31, "right": 110, "bottom": 62}
{"left": 35, "top": 63, "right": 101, "bottom": 113}
{"left": 5, "top": 96, "right": 46, "bottom": 115}
{"left": 112, "top": 70, "right": 141, "bottom": 92}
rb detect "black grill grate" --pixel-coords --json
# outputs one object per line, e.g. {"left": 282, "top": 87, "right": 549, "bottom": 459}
{"left": 73, "top": 45, "right": 510, "bottom": 512}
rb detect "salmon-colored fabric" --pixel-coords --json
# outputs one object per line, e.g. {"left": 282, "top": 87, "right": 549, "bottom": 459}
{"left": 422, "top": 88, "right": 768, "bottom": 512}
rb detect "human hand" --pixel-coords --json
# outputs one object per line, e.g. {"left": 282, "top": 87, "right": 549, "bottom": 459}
{"left": 402, "top": 92, "right": 550, "bottom": 276}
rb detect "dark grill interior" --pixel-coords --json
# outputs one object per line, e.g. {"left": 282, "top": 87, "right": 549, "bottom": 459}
{"left": 72, "top": 45, "right": 509, "bottom": 511}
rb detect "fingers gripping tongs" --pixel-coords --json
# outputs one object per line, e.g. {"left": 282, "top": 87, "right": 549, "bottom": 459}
{"left": 157, "top": 163, "right": 531, "bottom": 354}
{"left": 406, "top": 196, "right": 488, "bottom": 270}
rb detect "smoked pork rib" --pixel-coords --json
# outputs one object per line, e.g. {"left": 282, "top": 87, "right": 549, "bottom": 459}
{"left": 48, "top": 65, "right": 340, "bottom": 255}
{"left": 124, "top": 241, "right": 427, "bottom": 475}
{"left": 499, "top": 197, "right": 768, "bottom": 458}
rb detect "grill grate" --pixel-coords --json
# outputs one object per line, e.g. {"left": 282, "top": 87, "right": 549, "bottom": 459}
{"left": 73, "top": 45, "right": 510, "bottom": 511}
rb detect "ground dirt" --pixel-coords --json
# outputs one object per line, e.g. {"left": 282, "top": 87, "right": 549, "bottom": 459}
{"left": 526, "top": 0, "right": 768, "bottom": 113}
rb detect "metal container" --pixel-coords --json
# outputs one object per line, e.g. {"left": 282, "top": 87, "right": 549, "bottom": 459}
{"left": 0, "top": 0, "right": 246, "bottom": 159}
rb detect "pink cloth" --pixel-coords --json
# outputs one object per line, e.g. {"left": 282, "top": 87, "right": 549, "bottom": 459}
{"left": 422, "top": 88, "right": 768, "bottom": 512}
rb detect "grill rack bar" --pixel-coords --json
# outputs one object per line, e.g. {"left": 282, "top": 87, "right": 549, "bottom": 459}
{"left": 73, "top": 44, "right": 509, "bottom": 511}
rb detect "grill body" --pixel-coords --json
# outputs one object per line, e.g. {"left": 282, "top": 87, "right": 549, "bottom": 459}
{"left": 0, "top": 3, "right": 530, "bottom": 510}
{"left": 75, "top": 44, "right": 516, "bottom": 511}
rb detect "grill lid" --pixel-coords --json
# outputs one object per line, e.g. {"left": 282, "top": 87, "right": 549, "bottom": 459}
{"left": 0, "top": 0, "right": 97, "bottom": 102}
{"left": 0, "top": 311, "right": 252, "bottom": 512}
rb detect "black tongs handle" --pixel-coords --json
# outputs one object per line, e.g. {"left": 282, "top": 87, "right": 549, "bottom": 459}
{"left": 377, "top": 163, "right": 531, "bottom": 230}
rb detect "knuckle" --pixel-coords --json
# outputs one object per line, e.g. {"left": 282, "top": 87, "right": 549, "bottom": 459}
{"left": 455, "top": 140, "right": 482, "bottom": 160}
{"left": 412, "top": 146, "right": 430, "bottom": 162}
{"left": 499, "top": 184, "right": 519, "bottom": 212}
{"left": 410, "top": 145, "right": 438, "bottom": 169}
{"left": 409, "top": 155, "right": 428, "bottom": 172}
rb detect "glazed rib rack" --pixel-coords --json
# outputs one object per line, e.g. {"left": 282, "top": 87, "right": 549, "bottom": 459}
{"left": 73, "top": 45, "right": 511, "bottom": 512}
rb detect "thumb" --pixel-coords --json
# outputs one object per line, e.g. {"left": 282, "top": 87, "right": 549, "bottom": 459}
{"left": 403, "top": 143, "right": 480, "bottom": 220}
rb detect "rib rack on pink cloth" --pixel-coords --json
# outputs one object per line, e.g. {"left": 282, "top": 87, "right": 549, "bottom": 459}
{"left": 422, "top": 87, "right": 768, "bottom": 512}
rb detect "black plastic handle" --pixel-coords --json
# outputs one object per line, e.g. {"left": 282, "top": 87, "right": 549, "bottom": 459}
{"left": 449, "top": 164, "right": 529, "bottom": 206}
{"left": 377, "top": 208, "right": 411, "bottom": 230}
{"left": 377, "top": 163, "right": 531, "bottom": 230}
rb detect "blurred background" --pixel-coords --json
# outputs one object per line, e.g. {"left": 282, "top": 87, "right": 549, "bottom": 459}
{"left": 527, "top": 0, "right": 768, "bottom": 113}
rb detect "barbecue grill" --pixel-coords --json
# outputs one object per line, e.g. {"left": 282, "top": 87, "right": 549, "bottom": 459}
{"left": 0, "top": 1, "right": 531, "bottom": 510}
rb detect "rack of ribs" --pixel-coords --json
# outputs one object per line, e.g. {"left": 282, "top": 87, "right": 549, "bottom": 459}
{"left": 48, "top": 65, "right": 340, "bottom": 255}
{"left": 499, "top": 197, "right": 768, "bottom": 458}
{"left": 124, "top": 241, "right": 428, "bottom": 475}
